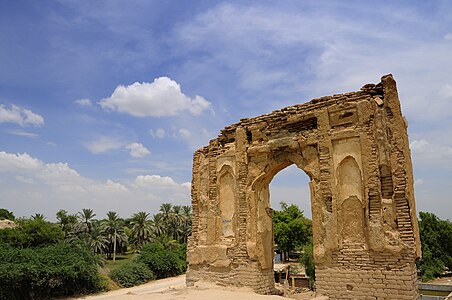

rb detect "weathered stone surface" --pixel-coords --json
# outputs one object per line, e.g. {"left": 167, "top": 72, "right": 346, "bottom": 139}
{"left": 187, "top": 75, "right": 421, "bottom": 299}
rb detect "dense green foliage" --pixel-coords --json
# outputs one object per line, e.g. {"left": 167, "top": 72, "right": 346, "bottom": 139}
{"left": 417, "top": 211, "right": 452, "bottom": 281}
{"left": 137, "top": 242, "right": 187, "bottom": 279}
{"left": 273, "top": 202, "right": 312, "bottom": 262}
{"left": 109, "top": 261, "right": 155, "bottom": 287}
{"left": 0, "top": 208, "right": 15, "bottom": 220}
{"left": 0, "top": 242, "right": 104, "bottom": 300}
{"left": 0, "top": 205, "right": 193, "bottom": 294}
{"left": 0, "top": 217, "right": 64, "bottom": 248}
{"left": 300, "top": 242, "right": 315, "bottom": 287}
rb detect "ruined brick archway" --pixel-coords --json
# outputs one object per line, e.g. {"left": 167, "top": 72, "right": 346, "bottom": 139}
{"left": 187, "top": 75, "right": 421, "bottom": 299}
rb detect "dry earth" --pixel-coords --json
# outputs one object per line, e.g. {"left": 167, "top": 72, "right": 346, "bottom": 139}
{"left": 73, "top": 275, "right": 327, "bottom": 300}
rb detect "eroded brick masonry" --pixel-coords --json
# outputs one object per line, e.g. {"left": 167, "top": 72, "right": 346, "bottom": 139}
{"left": 186, "top": 75, "right": 421, "bottom": 299}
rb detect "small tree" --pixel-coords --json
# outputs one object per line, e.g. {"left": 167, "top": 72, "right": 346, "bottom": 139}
{"left": 417, "top": 212, "right": 452, "bottom": 281}
{"left": 0, "top": 208, "right": 15, "bottom": 220}
{"left": 273, "top": 202, "right": 312, "bottom": 262}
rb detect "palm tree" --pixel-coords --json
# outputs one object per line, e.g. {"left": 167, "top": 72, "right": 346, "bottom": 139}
{"left": 130, "top": 211, "right": 153, "bottom": 251}
{"left": 56, "top": 209, "right": 77, "bottom": 235}
{"left": 103, "top": 211, "right": 126, "bottom": 262}
{"left": 155, "top": 234, "right": 180, "bottom": 251}
{"left": 32, "top": 213, "right": 46, "bottom": 221}
{"left": 182, "top": 206, "right": 192, "bottom": 217}
{"left": 159, "top": 203, "right": 174, "bottom": 226}
{"left": 180, "top": 206, "right": 192, "bottom": 243}
{"left": 89, "top": 223, "right": 108, "bottom": 254}
{"left": 150, "top": 213, "right": 166, "bottom": 237}
{"left": 76, "top": 208, "right": 96, "bottom": 234}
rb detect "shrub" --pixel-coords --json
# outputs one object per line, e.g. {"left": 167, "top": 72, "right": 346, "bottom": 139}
{"left": 0, "top": 242, "right": 104, "bottom": 299}
{"left": 417, "top": 212, "right": 452, "bottom": 281}
{"left": 137, "top": 242, "right": 185, "bottom": 279}
{"left": 0, "top": 218, "right": 64, "bottom": 248}
{"left": 109, "top": 261, "right": 154, "bottom": 287}
{"left": 300, "top": 242, "right": 315, "bottom": 289}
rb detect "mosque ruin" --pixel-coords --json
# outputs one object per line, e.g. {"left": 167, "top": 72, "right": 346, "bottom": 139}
{"left": 186, "top": 74, "right": 421, "bottom": 299}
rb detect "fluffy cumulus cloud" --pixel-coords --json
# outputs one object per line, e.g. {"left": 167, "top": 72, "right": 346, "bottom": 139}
{"left": 0, "top": 151, "right": 190, "bottom": 220}
{"left": 0, "top": 104, "right": 44, "bottom": 126}
{"left": 126, "top": 142, "right": 150, "bottom": 158}
{"left": 0, "top": 151, "right": 41, "bottom": 171}
{"left": 74, "top": 98, "right": 93, "bottom": 107}
{"left": 134, "top": 175, "right": 179, "bottom": 188}
{"left": 99, "top": 77, "right": 212, "bottom": 117}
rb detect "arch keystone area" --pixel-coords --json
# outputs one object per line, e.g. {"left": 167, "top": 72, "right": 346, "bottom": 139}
{"left": 187, "top": 75, "right": 421, "bottom": 299}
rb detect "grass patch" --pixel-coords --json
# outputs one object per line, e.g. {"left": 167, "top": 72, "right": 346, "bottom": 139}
{"left": 104, "top": 253, "right": 136, "bottom": 273}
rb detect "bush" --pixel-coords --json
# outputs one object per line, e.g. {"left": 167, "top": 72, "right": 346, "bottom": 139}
{"left": 0, "top": 242, "right": 104, "bottom": 299}
{"left": 417, "top": 212, "right": 452, "bottom": 281}
{"left": 300, "top": 242, "right": 315, "bottom": 288}
{"left": 0, "top": 218, "right": 64, "bottom": 248}
{"left": 109, "top": 261, "right": 154, "bottom": 287}
{"left": 137, "top": 242, "right": 185, "bottom": 279}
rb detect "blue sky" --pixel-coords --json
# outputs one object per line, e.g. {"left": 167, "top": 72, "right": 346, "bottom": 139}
{"left": 1, "top": 0, "right": 451, "bottom": 221}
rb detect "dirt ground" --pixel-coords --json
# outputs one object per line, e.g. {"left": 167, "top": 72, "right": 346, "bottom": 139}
{"left": 73, "top": 275, "right": 327, "bottom": 300}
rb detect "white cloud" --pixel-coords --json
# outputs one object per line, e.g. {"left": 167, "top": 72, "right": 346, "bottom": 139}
{"left": 126, "top": 142, "right": 150, "bottom": 158}
{"left": 134, "top": 174, "right": 179, "bottom": 188}
{"left": 172, "top": 3, "right": 452, "bottom": 123}
{"left": 99, "top": 77, "right": 212, "bottom": 117}
{"left": 0, "top": 152, "right": 41, "bottom": 171}
{"left": 7, "top": 129, "right": 38, "bottom": 138}
{"left": 149, "top": 128, "right": 166, "bottom": 138}
{"left": 410, "top": 139, "right": 452, "bottom": 169}
{"left": 181, "top": 182, "right": 191, "bottom": 189}
{"left": 85, "top": 136, "right": 124, "bottom": 154}
{"left": 100, "top": 77, "right": 211, "bottom": 117}
{"left": 178, "top": 128, "right": 192, "bottom": 139}
{"left": 0, "top": 104, "right": 44, "bottom": 126}
{"left": 0, "top": 151, "right": 190, "bottom": 220}
{"left": 74, "top": 98, "right": 93, "bottom": 107}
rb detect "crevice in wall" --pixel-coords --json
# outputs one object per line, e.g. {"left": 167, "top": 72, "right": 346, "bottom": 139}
{"left": 379, "top": 165, "right": 394, "bottom": 198}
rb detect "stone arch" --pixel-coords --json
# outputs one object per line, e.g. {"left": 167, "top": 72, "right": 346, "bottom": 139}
{"left": 248, "top": 151, "right": 316, "bottom": 271}
{"left": 187, "top": 75, "right": 421, "bottom": 299}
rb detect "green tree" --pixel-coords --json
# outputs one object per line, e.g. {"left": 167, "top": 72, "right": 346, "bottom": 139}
{"left": 130, "top": 211, "right": 153, "bottom": 251}
{"left": 56, "top": 209, "right": 77, "bottom": 235}
{"left": 89, "top": 223, "right": 109, "bottom": 255}
{"left": 273, "top": 202, "right": 312, "bottom": 262}
{"left": 417, "top": 211, "right": 452, "bottom": 281}
{"left": 103, "top": 211, "right": 127, "bottom": 262}
{"left": 0, "top": 208, "right": 15, "bottom": 220}
{"left": 0, "top": 217, "right": 64, "bottom": 248}
{"left": 150, "top": 213, "right": 166, "bottom": 237}
{"left": 137, "top": 242, "right": 185, "bottom": 279}
{"left": 31, "top": 213, "right": 46, "bottom": 221}
{"left": 76, "top": 208, "right": 97, "bottom": 234}
{"left": 0, "top": 242, "right": 104, "bottom": 299}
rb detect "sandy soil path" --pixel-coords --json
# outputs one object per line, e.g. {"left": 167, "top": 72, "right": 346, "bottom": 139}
{"left": 74, "top": 275, "right": 289, "bottom": 300}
